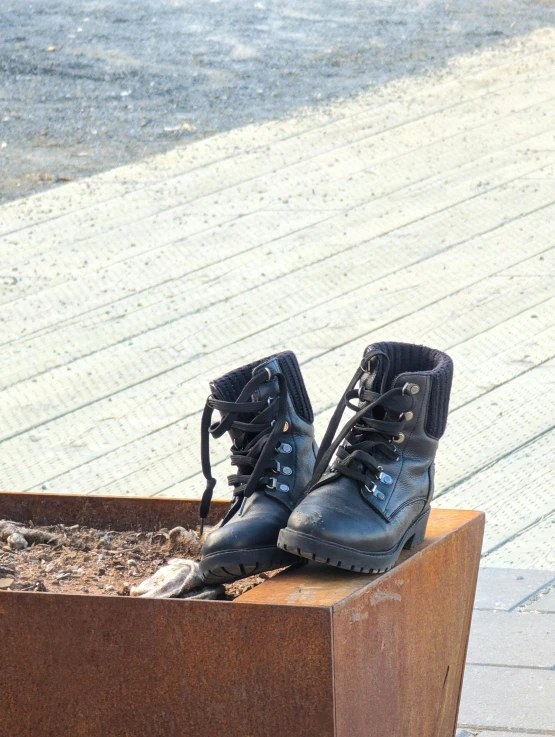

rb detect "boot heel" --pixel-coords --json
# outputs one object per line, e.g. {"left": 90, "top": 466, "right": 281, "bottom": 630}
{"left": 404, "top": 510, "right": 430, "bottom": 550}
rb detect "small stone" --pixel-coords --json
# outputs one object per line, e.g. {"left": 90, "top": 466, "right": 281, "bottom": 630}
{"left": 105, "top": 585, "right": 115, "bottom": 591}
{"left": 127, "top": 559, "right": 137, "bottom": 567}
{"left": 8, "top": 533, "right": 28, "bottom": 550}
{"left": 98, "top": 568, "right": 106, "bottom": 576}
{"left": 0, "top": 577, "right": 15, "bottom": 589}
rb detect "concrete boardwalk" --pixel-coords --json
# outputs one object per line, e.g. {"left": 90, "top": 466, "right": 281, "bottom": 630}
{"left": 2, "top": 26, "right": 555, "bottom": 569}
{"left": 1, "top": 26, "right": 555, "bottom": 734}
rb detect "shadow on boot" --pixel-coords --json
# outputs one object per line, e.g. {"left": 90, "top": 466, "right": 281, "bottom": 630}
{"left": 278, "top": 341, "right": 453, "bottom": 573}
{"left": 199, "top": 351, "right": 317, "bottom": 584}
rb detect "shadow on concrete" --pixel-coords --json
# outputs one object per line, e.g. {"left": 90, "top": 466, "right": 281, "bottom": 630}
{"left": 2, "top": 0, "right": 555, "bottom": 201}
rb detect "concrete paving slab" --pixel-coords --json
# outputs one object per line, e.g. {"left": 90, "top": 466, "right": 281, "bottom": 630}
{"left": 478, "top": 733, "right": 547, "bottom": 737}
{"left": 467, "top": 611, "right": 555, "bottom": 668}
{"left": 459, "top": 665, "right": 555, "bottom": 732}
{"left": 474, "top": 568, "right": 555, "bottom": 611}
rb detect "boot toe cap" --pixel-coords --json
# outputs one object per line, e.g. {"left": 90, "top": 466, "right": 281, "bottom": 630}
{"left": 202, "top": 516, "right": 280, "bottom": 558}
{"left": 286, "top": 488, "right": 399, "bottom": 553}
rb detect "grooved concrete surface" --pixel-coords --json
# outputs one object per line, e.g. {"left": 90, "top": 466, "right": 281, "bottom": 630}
{"left": 2, "top": 26, "right": 555, "bottom": 573}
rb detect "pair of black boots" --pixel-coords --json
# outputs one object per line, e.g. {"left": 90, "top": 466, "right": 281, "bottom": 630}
{"left": 199, "top": 342, "right": 453, "bottom": 584}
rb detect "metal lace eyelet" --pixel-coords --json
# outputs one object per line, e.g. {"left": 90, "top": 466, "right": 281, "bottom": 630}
{"left": 365, "top": 483, "right": 385, "bottom": 501}
{"left": 404, "top": 411, "right": 414, "bottom": 421}
{"left": 266, "top": 477, "right": 289, "bottom": 492}
{"left": 408, "top": 383, "right": 420, "bottom": 395}
{"left": 278, "top": 442, "right": 292, "bottom": 454}
{"left": 264, "top": 367, "right": 273, "bottom": 381}
{"left": 394, "top": 433, "right": 405, "bottom": 443}
{"left": 379, "top": 471, "right": 393, "bottom": 485}
{"left": 282, "top": 466, "right": 292, "bottom": 476}
{"left": 283, "top": 421, "right": 290, "bottom": 432}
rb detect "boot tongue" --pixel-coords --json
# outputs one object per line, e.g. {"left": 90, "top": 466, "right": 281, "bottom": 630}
{"left": 359, "top": 350, "right": 389, "bottom": 400}
{"left": 357, "top": 349, "right": 404, "bottom": 428}
{"left": 357, "top": 348, "right": 412, "bottom": 431}
{"left": 209, "top": 357, "right": 281, "bottom": 446}
{"left": 250, "top": 358, "right": 280, "bottom": 404}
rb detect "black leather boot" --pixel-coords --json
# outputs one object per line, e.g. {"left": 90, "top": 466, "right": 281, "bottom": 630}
{"left": 278, "top": 342, "right": 453, "bottom": 573}
{"left": 199, "top": 351, "right": 317, "bottom": 584}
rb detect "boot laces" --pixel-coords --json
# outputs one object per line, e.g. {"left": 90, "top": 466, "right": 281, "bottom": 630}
{"left": 309, "top": 350, "right": 413, "bottom": 496}
{"left": 199, "top": 368, "right": 288, "bottom": 532}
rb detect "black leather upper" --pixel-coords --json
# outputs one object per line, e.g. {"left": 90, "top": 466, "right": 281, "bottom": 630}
{"left": 201, "top": 354, "right": 317, "bottom": 559}
{"left": 285, "top": 344, "right": 451, "bottom": 555}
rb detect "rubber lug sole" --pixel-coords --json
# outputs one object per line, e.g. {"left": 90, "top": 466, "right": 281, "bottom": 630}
{"left": 277, "top": 509, "right": 430, "bottom": 574}
{"left": 200, "top": 545, "right": 299, "bottom": 584}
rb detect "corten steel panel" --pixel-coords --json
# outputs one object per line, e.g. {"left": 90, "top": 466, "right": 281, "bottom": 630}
{"left": 0, "top": 494, "right": 483, "bottom": 737}
{"left": 0, "top": 491, "right": 227, "bottom": 530}
{"left": 0, "top": 593, "right": 334, "bottom": 737}
{"left": 239, "top": 509, "right": 483, "bottom": 608}
{"left": 331, "top": 510, "right": 484, "bottom": 737}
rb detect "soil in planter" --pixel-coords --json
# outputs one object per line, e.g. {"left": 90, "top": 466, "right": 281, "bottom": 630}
{"left": 0, "top": 522, "right": 282, "bottom": 600}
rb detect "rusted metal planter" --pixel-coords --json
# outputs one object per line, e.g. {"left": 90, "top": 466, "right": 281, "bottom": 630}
{"left": 0, "top": 492, "right": 484, "bottom": 737}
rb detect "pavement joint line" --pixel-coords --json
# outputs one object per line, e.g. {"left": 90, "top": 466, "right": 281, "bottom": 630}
{"left": 6, "top": 109, "right": 554, "bottom": 324}
{"left": 466, "top": 663, "right": 555, "bottom": 672}
{"left": 460, "top": 727, "right": 555, "bottom": 735}
{"left": 3, "top": 151, "right": 550, "bottom": 374}
{"left": 473, "top": 606, "right": 555, "bottom": 613}
{"left": 19, "top": 264, "right": 555, "bottom": 497}
{"left": 5, "top": 54, "right": 554, "bottom": 241}
{"left": 0, "top": 76, "right": 504, "bottom": 245}
{"left": 447, "top": 351, "right": 555, "bottom": 414}
{"left": 8, "top": 213, "right": 555, "bottom": 453}
{"left": 434, "top": 420, "right": 555, "bottom": 501}
{"left": 482, "top": 511, "right": 555, "bottom": 565}
{"left": 303, "top": 226, "right": 555, "bottom": 372}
